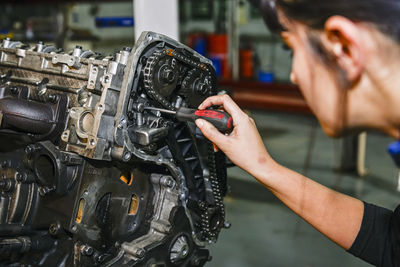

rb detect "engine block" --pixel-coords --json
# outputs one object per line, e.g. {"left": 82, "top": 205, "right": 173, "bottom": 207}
{"left": 0, "top": 32, "right": 228, "bottom": 266}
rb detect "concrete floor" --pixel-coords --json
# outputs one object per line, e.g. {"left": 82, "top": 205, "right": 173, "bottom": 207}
{"left": 208, "top": 110, "right": 400, "bottom": 267}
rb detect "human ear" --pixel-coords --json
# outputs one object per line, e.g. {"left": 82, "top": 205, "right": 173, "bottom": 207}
{"left": 323, "top": 16, "right": 366, "bottom": 83}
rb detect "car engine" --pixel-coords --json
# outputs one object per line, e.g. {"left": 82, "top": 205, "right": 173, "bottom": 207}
{"left": 0, "top": 32, "right": 228, "bottom": 266}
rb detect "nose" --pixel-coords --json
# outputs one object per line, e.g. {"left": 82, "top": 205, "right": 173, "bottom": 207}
{"left": 290, "top": 71, "right": 298, "bottom": 85}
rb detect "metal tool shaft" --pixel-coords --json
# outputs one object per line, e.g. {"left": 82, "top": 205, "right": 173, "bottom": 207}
{"left": 144, "top": 106, "right": 176, "bottom": 115}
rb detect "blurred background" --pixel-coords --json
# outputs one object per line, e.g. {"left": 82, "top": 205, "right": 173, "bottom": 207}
{"left": 1, "top": 0, "right": 398, "bottom": 266}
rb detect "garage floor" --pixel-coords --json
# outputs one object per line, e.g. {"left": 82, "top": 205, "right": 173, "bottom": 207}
{"left": 208, "top": 110, "right": 400, "bottom": 267}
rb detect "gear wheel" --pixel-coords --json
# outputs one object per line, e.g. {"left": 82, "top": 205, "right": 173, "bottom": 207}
{"left": 143, "top": 50, "right": 179, "bottom": 109}
{"left": 180, "top": 68, "right": 217, "bottom": 108}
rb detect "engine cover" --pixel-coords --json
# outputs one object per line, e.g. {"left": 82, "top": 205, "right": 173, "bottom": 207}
{"left": 0, "top": 32, "right": 228, "bottom": 266}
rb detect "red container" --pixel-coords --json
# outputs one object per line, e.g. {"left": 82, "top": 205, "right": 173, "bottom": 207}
{"left": 207, "top": 34, "right": 230, "bottom": 80}
{"left": 207, "top": 34, "right": 228, "bottom": 55}
{"left": 240, "top": 49, "right": 254, "bottom": 79}
{"left": 210, "top": 53, "right": 231, "bottom": 80}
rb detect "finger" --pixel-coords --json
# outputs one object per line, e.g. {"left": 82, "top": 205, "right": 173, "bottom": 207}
{"left": 199, "top": 95, "right": 233, "bottom": 109}
{"left": 195, "top": 119, "right": 229, "bottom": 146}
{"left": 198, "top": 95, "right": 243, "bottom": 120}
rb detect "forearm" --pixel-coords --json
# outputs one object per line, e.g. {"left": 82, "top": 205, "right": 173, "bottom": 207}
{"left": 254, "top": 161, "right": 364, "bottom": 250}
{"left": 195, "top": 94, "right": 364, "bottom": 250}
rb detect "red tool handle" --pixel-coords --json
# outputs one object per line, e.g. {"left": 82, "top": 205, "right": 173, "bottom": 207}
{"left": 194, "top": 109, "right": 233, "bottom": 134}
{"left": 176, "top": 107, "right": 233, "bottom": 134}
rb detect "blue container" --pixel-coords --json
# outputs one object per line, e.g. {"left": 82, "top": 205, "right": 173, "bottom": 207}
{"left": 258, "top": 71, "right": 275, "bottom": 83}
{"left": 210, "top": 57, "right": 222, "bottom": 78}
{"left": 95, "top": 17, "right": 134, "bottom": 28}
{"left": 194, "top": 38, "right": 207, "bottom": 56}
{"left": 388, "top": 140, "right": 400, "bottom": 167}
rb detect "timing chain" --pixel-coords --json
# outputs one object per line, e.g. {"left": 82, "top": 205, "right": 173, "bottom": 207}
{"left": 143, "top": 50, "right": 175, "bottom": 110}
{"left": 143, "top": 48, "right": 213, "bottom": 109}
{"left": 144, "top": 48, "right": 223, "bottom": 241}
{"left": 200, "top": 143, "right": 225, "bottom": 242}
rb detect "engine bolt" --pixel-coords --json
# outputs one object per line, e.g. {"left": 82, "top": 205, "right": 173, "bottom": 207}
{"left": 15, "top": 172, "right": 25, "bottom": 182}
{"left": 123, "top": 46, "right": 132, "bottom": 52}
{"left": 9, "top": 87, "right": 19, "bottom": 95}
{"left": 135, "top": 248, "right": 145, "bottom": 258}
{"left": 127, "top": 111, "right": 135, "bottom": 120}
{"left": 49, "top": 222, "right": 61, "bottom": 236}
{"left": 78, "top": 90, "right": 88, "bottom": 106}
{"left": 193, "top": 257, "right": 201, "bottom": 265}
{"left": 96, "top": 254, "right": 107, "bottom": 262}
{"left": 162, "top": 68, "right": 175, "bottom": 83}
{"left": 1, "top": 160, "right": 8, "bottom": 168}
{"left": 0, "top": 179, "right": 15, "bottom": 192}
{"left": 81, "top": 245, "right": 94, "bottom": 256}
{"left": 167, "top": 180, "right": 174, "bottom": 188}
{"left": 39, "top": 186, "right": 54, "bottom": 196}
{"left": 132, "top": 102, "right": 145, "bottom": 113}
{"left": 25, "top": 145, "right": 40, "bottom": 156}
{"left": 161, "top": 177, "right": 174, "bottom": 188}
{"left": 196, "top": 83, "right": 210, "bottom": 95}
{"left": 123, "top": 152, "right": 131, "bottom": 162}
{"left": 48, "top": 94, "right": 59, "bottom": 103}
{"left": 224, "top": 221, "right": 232, "bottom": 229}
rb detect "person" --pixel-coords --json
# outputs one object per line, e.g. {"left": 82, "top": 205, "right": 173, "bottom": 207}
{"left": 195, "top": 0, "right": 400, "bottom": 266}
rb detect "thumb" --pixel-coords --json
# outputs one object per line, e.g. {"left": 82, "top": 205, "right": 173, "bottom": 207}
{"left": 195, "top": 119, "right": 228, "bottom": 145}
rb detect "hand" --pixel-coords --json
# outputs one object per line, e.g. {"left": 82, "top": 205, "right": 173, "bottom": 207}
{"left": 196, "top": 95, "right": 275, "bottom": 178}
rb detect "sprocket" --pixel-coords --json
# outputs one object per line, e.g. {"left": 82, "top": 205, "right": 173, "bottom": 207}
{"left": 180, "top": 68, "right": 217, "bottom": 108}
{"left": 143, "top": 50, "right": 179, "bottom": 109}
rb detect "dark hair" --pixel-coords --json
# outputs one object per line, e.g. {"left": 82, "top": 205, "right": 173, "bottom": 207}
{"left": 261, "top": 0, "right": 400, "bottom": 43}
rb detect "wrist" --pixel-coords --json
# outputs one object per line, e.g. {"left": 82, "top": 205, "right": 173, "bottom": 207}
{"left": 248, "top": 153, "right": 281, "bottom": 184}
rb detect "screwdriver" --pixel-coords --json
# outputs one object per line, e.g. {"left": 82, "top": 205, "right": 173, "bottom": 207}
{"left": 144, "top": 106, "right": 233, "bottom": 134}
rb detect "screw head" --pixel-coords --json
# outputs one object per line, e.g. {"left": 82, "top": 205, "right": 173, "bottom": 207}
{"left": 15, "top": 172, "right": 25, "bottom": 182}
{"left": 123, "top": 152, "right": 131, "bottom": 162}
{"left": 10, "top": 87, "right": 19, "bottom": 94}
{"left": 1, "top": 160, "right": 8, "bottom": 168}
{"left": 162, "top": 68, "right": 175, "bottom": 83}
{"left": 81, "top": 245, "right": 94, "bottom": 256}
{"left": 48, "top": 94, "right": 59, "bottom": 103}
{"left": 224, "top": 221, "right": 232, "bottom": 229}
{"left": 49, "top": 222, "right": 61, "bottom": 235}
{"left": 196, "top": 83, "right": 210, "bottom": 95}
{"left": 136, "top": 248, "right": 145, "bottom": 258}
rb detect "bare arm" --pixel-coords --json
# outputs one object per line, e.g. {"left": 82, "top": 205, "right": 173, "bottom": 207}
{"left": 195, "top": 95, "right": 364, "bottom": 250}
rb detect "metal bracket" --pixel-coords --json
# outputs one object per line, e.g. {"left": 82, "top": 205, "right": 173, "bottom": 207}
{"left": 52, "top": 54, "right": 81, "bottom": 69}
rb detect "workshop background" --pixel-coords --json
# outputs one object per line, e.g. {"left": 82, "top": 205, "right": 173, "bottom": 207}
{"left": 2, "top": 0, "right": 398, "bottom": 266}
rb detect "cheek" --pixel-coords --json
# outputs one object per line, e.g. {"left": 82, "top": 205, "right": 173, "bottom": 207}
{"left": 291, "top": 52, "right": 316, "bottom": 107}
{"left": 292, "top": 55, "right": 344, "bottom": 135}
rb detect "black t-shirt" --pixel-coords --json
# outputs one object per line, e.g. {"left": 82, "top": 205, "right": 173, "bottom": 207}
{"left": 348, "top": 202, "right": 400, "bottom": 266}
